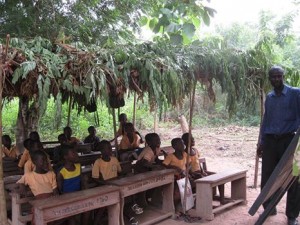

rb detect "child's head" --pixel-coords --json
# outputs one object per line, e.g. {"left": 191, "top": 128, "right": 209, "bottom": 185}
{"left": 145, "top": 133, "right": 161, "bottom": 149}
{"left": 2, "top": 135, "right": 12, "bottom": 147}
{"left": 97, "top": 140, "right": 112, "bottom": 158}
{"left": 171, "top": 138, "right": 185, "bottom": 153}
{"left": 63, "top": 126, "right": 72, "bottom": 138}
{"left": 181, "top": 133, "right": 195, "bottom": 147}
{"left": 119, "top": 113, "right": 127, "bottom": 124}
{"left": 31, "top": 150, "right": 49, "bottom": 172}
{"left": 28, "top": 141, "right": 44, "bottom": 157}
{"left": 61, "top": 145, "right": 78, "bottom": 163}
{"left": 29, "top": 131, "right": 40, "bottom": 142}
{"left": 58, "top": 133, "right": 67, "bottom": 145}
{"left": 88, "top": 126, "right": 96, "bottom": 136}
{"left": 124, "top": 122, "right": 134, "bottom": 134}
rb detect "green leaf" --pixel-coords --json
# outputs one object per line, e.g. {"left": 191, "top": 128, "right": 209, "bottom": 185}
{"left": 201, "top": 11, "right": 211, "bottom": 26}
{"left": 160, "top": 8, "right": 172, "bottom": 17}
{"left": 165, "top": 23, "right": 180, "bottom": 33}
{"left": 12, "top": 61, "right": 36, "bottom": 84}
{"left": 182, "top": 23, "right": 196, "bottom": 39}
{"left": 149, "top": 18, "right": 158, "bottom": 30}
{"left": 139, "top": 16, "right": 148, "bottom": 26}
{"left": 170, "top": 34, "right": 183, "bottom": 45}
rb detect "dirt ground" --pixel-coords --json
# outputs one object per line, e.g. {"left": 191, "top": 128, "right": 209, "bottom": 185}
{"left": 152, "top": 124, "right": 294, "bottom": 225}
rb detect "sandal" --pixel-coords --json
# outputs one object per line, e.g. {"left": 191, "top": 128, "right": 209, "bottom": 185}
{"left": 129, "top": 217, "right": 139, "bottom": 225}
{"left": 132, "top": 204, "right": 143, "bottom": 215}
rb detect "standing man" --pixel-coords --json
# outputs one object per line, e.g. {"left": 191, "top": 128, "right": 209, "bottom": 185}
{"left": 257, "top": 66, "right": 300, "bottom": 225}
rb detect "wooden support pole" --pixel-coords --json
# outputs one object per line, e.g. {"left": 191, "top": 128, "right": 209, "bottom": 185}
{"left": 183, "top": 82, "right": 196, "bottom": 213}
{"left": 132, "top": 92, "right": 137, "bottom": 127}
{"left": 254, "top": 83, "right": 265, "bottom": 188}
{"left": 67, "top": 95, "right": 72, "bottom": 127}
{"left": 0, "top": 34, "right": 9, "bottom": 225}
{"left": 154, "top": 105, "right": 158, "bottom": 133}
{"left": 112, "top": 108, "right": 118, "bottom": 159}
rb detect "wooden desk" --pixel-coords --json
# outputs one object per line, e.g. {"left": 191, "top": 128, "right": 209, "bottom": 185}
{"left": 31, "top": 186, "right": 121, "bottom": 225}
{"left": 108, "top": 169, "right": 175, "bottom": 225}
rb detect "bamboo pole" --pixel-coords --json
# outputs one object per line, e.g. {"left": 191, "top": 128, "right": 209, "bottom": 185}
{"left": 67, "top": 95, "right": 72, "bottom": 127}
{"left": 112, "top": 108, "right": 118, "bottom": 159}
{"left": 254, "top": 82, "right": 265, "bottom": 188}
{"left": 132, "top": 92, "right": 137, "bottom": 127}
{"left": 153, "top": 105, "right": 158, "bottom": 133}
{"left": 0, "top": 34, "right": 9, "bottom": 225}
{"left": 183, "top": 82, "right": 196, "bottom": 213}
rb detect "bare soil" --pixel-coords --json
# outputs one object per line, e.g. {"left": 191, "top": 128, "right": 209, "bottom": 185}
{"left": 152, "top": 125, "right": 292, "bottom": 225}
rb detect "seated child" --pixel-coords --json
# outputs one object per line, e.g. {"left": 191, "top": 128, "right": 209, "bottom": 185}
{"left": 135, "top": 133, "right": 163, "bottom": 173}
{"left": 119, "top": 123, "right": 142, "bottom": 161}
{"left": 163, "top": 138, "right": 190, "bottom": 179}
{"left": 2, "top": 135, "right": 18, "bottom": 159}
{"left": 163, "top": 138, "right": 191, "bottom": 208}
{"left": 57, "top": 145, "right": 86, "bottom": 225}
{"left": 181, "top": 133, "right": 206, "bottom": 178}
{"left": 29, "top": 131, "right": 41, "bottom": 143}
{"left": 17, "top": 150, "right": 58, "bottom": 225}
{"left": 24, "top": 141, "right": 50, "bottom": 174}
{"left": 56, "top": 145, "right": 81, "bottom": 194}
{"left": 63, "top": 126, "right": 81, "bottom": 145}
{"left": 83, "top": 126, "right": 100, "bottom": 149}
{"left": 182, "top": 133, "right": 225, "bottom": 204}
{"left": 17, "top": 150, "right": 58, "bottom": 198}
{"left": 92, "top": 140, "right": 140, "bottom": 225}
{"left": 53, "top": 133, "right": 69, "bottom": 166}
{"left": 18, "top": 139, "right": 32, "bottom": 168}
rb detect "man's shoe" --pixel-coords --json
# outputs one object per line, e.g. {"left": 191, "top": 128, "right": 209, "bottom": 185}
{"left": 287, "top": 218, "right": 298, "bottom": 225}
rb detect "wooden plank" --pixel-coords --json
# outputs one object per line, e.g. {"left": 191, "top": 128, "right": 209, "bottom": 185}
{"left": 248, "top": 128, "right": 300, "bottom": 220}
{"left": 195, "top": 170, "right": 247, "bottom": 185}
{"left": 108, "top": 169, "right": 174, "bottom": 197}
{"left": 212, "top": 199, "right": 244, "bottom": 214}
{"left": 31, "top": 186, "right": 120, "bottom": 224}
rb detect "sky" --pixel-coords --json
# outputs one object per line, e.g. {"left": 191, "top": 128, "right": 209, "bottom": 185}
{"left": 204, "top": 0, "right": 300, "bottom": 28}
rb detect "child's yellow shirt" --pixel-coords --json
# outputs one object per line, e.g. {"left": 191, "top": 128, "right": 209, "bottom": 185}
{"left": 92, "top": 156, "right": 121, "bottom": 180}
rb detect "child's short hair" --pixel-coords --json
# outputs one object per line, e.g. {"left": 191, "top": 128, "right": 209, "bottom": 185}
{"left": 124, "top": 123, "right": 134, "bottom": 133}
{"left": 2, "top": 134, "right": 11, "bottom": 143}
{"left": 88, "top": 126, "right": 95, "bottom": 133}
{"left": 181, "top": 133, "right": 192, "bottom": 144}
{"left": 58, "top": 133, "right": 67, "bottom": 142}
{"left": 31, "top": 150, "right": 47, "bottom": 164}
{"left": 61, "top": 145, "right": 75, "bottom": 158}
{"left": 145, "top": 133, "right": 160, "bottom": 145}
{"left": 29, "top": 131, "right": 40, "bottom": 142}
{"left": 119, "top": 113, "right": 127, "bottom": 122}
{"left": 171, "top": 138, "right": 182, "bottom": 148}
{"left": 97, "top": 140, "right": 111, "bottom": 151}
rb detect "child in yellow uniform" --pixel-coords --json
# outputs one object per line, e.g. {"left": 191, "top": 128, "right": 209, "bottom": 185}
{"left": 63, "top": 126, "right": 81, "bottom": 145}
{"left": 2, "top": 135, "right": 18, "bottom": 159}
{"left": 92, "top": 140, "right": 140, "bottom": 225}
{"left": 18, "top": 139, "right": 31, "bottom": 168}
{"left": 163, "top": 138, "right": 191, "bottom": 208}
{"left": 17, "top": 150, "right": 58, "bottom": 225}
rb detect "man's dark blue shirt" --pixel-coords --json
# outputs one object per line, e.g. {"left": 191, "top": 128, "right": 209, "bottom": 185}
{"left": 260, "top": 84, "right": 300, "bottom": 144}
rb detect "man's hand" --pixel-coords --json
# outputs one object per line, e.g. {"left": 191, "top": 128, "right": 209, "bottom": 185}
{"left": 257, "top": 144, "right": 264, "bottom": 158}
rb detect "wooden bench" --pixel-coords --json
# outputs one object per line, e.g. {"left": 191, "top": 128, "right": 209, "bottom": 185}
{"left": 108, "top": 169, "right": 175, "bottom": 225}
{"left": 31, "top": 186, "right": 121, "bottom": 225}
{"left": 3, "top": 159, "right": 23, "bottom": 177}
{"left": 195, "top": 169, "right": 247, "bottom": 220}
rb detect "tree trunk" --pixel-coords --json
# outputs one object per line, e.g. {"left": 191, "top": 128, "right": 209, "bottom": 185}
{"left": 15, "top": 97, "right": 39, "bottom": 154}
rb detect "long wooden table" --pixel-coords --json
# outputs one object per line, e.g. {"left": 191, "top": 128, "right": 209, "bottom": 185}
{"left": 31, "top": 186, "right": 121, "bottom": 225}
{"left": 108, "top": 169, "right": 175, "bottom": 225}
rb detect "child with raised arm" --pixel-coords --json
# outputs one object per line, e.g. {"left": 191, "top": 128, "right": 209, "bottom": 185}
{"left": 2, "top": 135, "right": 18, "bottom": 159}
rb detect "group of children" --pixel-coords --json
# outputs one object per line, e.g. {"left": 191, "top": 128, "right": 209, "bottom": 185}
{"left": 2, "top": 114, "right": 214, "bottom": 225}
